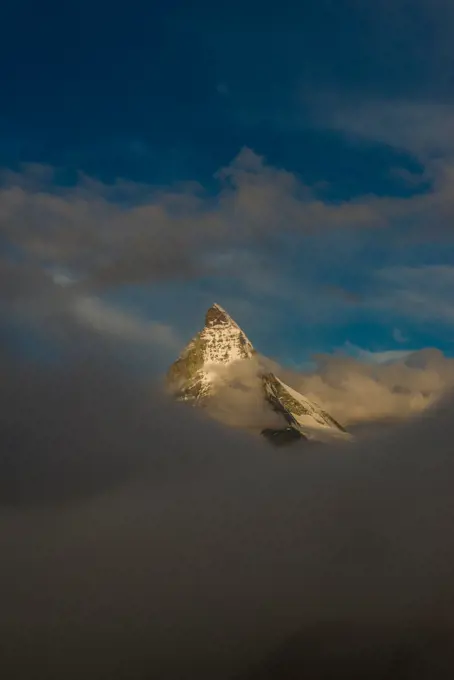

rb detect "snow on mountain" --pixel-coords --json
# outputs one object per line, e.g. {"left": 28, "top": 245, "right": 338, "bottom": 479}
{"left": 201, "top": 303, "right": 255, "bottom": 365}
{"left": 263, "top": 373, "right": 350, "bottom": 442}
{"left": 167, "top": 303, "right": 255, "bottom": 402}
{"left": 167, "top": 303, "right": 349, "bottom": 445}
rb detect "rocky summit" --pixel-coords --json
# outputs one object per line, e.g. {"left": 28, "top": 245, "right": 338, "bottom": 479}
{"left": 167, "top": 303, "right": 349, "bottom": 445}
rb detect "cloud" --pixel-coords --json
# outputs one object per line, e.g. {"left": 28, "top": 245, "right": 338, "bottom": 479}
{"left": 278, "top": 347, "right": 454, "bottom": 427}
{"left": 3, "top": 148, "right": 454, "bottom": 299}
{"left": 341, "top": 341, "right": 414, "bottom": 365}
{"left": 0, "top": 172, "right": 221, "bottom": 288}
{"left": 3, "top": 158, "right": 451, "bottom": 365}
{"left": 0, "top": 257, "right": 179, "bottom": 371}
{"left": 2, "top": 142, "right": 454, "bottom": 377}
{"left": 73, "top": 296, "right": 180, "bottom": 350}
{"left": 393, "top": 327, "right": 408, "bottom": 344}
{"left": 302, "top": 97, "right": 454, "bottom": 241}
{"left": 202, "top": 357, "right": 286, "bottom": 431}
{"left": 2, "top": 314, "right": 454, "bottom": 678}
{"left": 317, "top": 99, "right": 454, "bottom": 159}
{"left": 373, "top": 265, "right": 454, "bottom": 325}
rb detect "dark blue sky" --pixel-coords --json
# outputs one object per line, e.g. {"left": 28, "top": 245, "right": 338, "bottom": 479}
{"left": 2, "top": 0, "right": 454, "bottom": 365}
{"left": 1, "top": 0, "right": 443, "bottom": 185}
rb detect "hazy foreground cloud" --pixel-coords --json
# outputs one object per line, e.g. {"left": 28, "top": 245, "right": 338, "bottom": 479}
{"left": 2, "top": 316, "right": 454, "bottom": 679}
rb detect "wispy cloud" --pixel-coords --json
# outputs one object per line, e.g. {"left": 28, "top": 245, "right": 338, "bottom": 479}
{"left": 341, "top": 342, "right": 414, "bottom": 365}
{"left": 393, "top": 328, "right": 408, "bottom": 344}
{"left": 315, "top": 99, "right": 454, "bottom": 159}
{"left": 73, "top": 296, "right": 180, "bottom": 350}
{"left": 372, "top": 265, "right": 454, "bottom": 325}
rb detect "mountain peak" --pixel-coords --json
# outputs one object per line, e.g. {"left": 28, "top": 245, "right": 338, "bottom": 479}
{"left": 167, "top": 303, "right": 255, "bottom": 402}
{"left": 205, "top": 303, "right": 235, "bottom": 327}
{"left": 167, "top": 303, "right": 349, "bottom": 445}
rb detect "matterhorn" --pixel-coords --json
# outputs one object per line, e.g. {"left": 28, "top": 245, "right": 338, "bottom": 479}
{"left": 167, "top": 303, "right": 349, "bottom": 445}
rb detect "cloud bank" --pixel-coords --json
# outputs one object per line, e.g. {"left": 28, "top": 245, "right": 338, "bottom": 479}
{"left": 280, "top": 348, "right": 454, "bottom": 427}
{"left": 1, "top": 315, "right": 454, "bottom": 678}
{"left": 2, "top": 141, "right": 454, "bottom": 295}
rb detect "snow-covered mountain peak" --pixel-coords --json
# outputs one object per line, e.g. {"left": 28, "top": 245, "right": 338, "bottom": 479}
{"left": 201, "top": 304, "right": 254, "bottom": 366}
{"left": 167, "top": 303, "right": 349, "bottom": 445}
{"left": 167, "top": 303, "right": 255, "bottom": 401}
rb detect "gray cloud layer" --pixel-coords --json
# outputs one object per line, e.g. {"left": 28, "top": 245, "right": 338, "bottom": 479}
{"left": 1, "top": 300, "right": 454, "bottom": 678}
{"left": 2, "top": 141, "right": 454, "bottom": 296}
